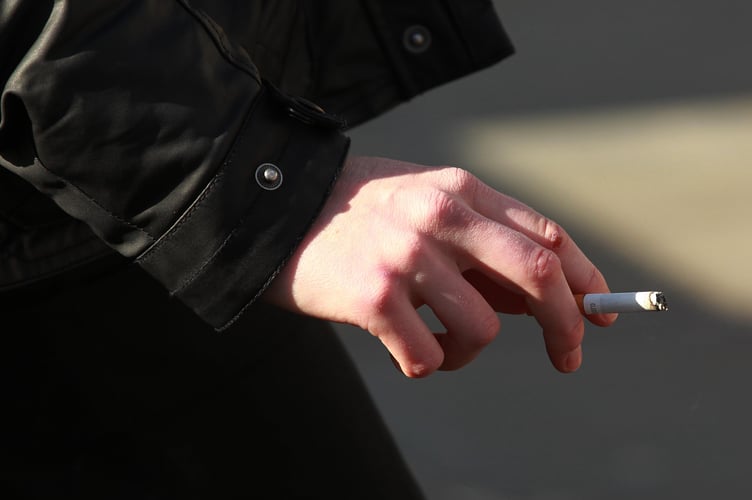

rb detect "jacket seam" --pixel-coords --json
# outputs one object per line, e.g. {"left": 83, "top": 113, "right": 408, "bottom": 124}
{"left": 217, "top": 137, "right": 350, "bottom": 332}
{"left": 33, "top": 160, "right": 156, "bottom": 242}
{"left": 137, "top": 89, "right": 262, "bottom": 266}
{"left": 170, "top": 128, "right": 292, "bottom": 296}
{"left": 136, "top": 167, "right": 225, "bottom": 265}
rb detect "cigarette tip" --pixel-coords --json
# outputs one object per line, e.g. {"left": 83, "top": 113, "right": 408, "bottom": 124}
{"left": 652, "top": 291, "right": 669, "bottom": 312}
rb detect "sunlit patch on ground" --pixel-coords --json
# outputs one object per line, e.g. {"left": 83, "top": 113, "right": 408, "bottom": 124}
{"left": 458, "top": 94, "right": 752, "bottom": 323}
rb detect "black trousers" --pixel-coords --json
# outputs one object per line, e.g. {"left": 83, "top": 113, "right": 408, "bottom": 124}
{"left": 1, "top": 261, "right": 425, "bottom": 499}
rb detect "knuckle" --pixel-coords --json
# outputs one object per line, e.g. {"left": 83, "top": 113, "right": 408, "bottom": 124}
{"left": 361, "top": 270, "right": 402, "bottom": 315}
{"left": 359, "top": 236, "right": 434, "bottom": 316}
{"left": 429, "top": 191, "right": 462, "bottom": 222}
{"left": 440, "top": 166, "right": 477, "bottom": 195}
{"left": 539, "top": 217, "right": 568, "bottom": 251}
{"left": 528, "top": 247, "right": 562, "bottom": 286}
{"left": 419, "top": 190, "right": 472, "bottom": 232}
{"left": 395, "top": 232, "right": 427, "bottom": 270}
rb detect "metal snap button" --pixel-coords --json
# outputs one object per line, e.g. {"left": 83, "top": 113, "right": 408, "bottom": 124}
{"left": 403, "top": 25, "right": 432, "bottom": 54}
{"left": 255, "top": 163, "right": 283, "bottom": 190}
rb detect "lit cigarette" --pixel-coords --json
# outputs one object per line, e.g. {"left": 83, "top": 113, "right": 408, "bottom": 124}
{"left": 574, "top": 291, "right": 669, "bottom": 315}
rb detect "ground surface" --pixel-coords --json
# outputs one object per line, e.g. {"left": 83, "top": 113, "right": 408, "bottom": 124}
{"left": 337, "top": 2, "right": 752, "bottom": 499}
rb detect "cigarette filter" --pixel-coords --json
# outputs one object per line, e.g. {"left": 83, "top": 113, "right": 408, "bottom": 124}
{"left": 575, "top": 291, "right": 668, "bottom": 315}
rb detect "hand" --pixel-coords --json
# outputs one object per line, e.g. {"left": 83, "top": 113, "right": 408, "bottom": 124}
{"left": 263, "top": 156, "right": 616, "bottom": 377}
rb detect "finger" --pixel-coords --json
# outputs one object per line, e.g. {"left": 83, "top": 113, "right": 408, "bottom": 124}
{"left": 468, "top": 183, "right": 616, "bottom": 326}
{"left": 368, "top": 293, "right": 444, "bottom": 378}
{"left": 524, "top": 254, "right": 586, "bottom": 373}
{"left": 550, "top": 235, "right": 616, "bottom": 326}
{"left": 417, "top": 265, "right": 501, "bottom": 371}
{"left": 461, "top": 223, "right": 585, "bottom": 373}
{"left": 462, "top": 269, "right": 529, "bottom": 314}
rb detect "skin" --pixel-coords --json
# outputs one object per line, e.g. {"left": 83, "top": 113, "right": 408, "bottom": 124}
{"left": 264, "top": 156, "right": 617, "bottom": 377}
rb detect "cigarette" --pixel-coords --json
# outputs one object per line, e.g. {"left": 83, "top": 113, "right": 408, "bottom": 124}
{"left": 574, "top": 291, "right": 669, "bottom": 315}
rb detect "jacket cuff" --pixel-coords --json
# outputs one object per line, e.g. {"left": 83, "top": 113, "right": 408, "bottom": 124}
{"left": 137, "top": 85, "right": 349, "bottom": 330}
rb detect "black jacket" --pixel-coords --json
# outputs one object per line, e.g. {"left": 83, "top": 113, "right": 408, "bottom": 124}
{"left": 0, "top": 0, "right": 513, "bottom": 330}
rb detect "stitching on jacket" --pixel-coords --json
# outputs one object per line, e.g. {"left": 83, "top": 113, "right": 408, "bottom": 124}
{"left": 33, "top": 161, "right": 156, "bottom": 242}
{"left": 136, "top": 170, "right": 225, "bottom": 265}
{"left": 137, "top": 91, "right": 261, "bottom": 266}
{"left": 169, "top": 190, "right": 254, "bottom": 296}
{"left": 169, "top": 125, "right": 290, "bottom": 295}
{"left": 216, "top": 139, "right": 349, "bottom": 333}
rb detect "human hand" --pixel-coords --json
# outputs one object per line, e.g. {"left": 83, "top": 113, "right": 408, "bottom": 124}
{"left": 263, "top": 156, "right": 617, "bottom": 377}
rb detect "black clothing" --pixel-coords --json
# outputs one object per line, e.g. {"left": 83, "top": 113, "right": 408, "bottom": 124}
{"left": 0, "top": 1, "right": 514, "bottom": 498}
{"left": 2, "top": 263, "right": 425, "bottom": 499}
{"left": 0, "top": 0, "right": 513, "bottom": 329}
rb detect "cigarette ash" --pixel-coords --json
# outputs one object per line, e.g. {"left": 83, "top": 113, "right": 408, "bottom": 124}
{"left": 651, "top": 292, "right": 669, "bottom": 311}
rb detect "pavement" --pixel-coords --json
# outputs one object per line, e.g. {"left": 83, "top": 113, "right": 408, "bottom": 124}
{"left": 336, "top": 1, "right": 752, "bottom": 499}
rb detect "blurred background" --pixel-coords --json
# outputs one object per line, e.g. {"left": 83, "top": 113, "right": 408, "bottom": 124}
{"left": 338, "top": 1, "right": 752, "bottom": 499}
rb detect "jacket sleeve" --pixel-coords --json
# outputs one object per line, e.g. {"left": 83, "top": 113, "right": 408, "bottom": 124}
{"left": 0, "top": 1, "right": 350, "bottom": 330}
{"left": 307, "top": 0, "right": 515, "bottom": 128}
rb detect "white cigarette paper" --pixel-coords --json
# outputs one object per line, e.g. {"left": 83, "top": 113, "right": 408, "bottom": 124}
{"left": 575, "top": 291, "right": 669, "bottom": 314}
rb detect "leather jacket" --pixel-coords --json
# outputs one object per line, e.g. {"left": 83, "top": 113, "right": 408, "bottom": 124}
{"left": 0, "top": 0, "right": 513, "bottom": 329}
